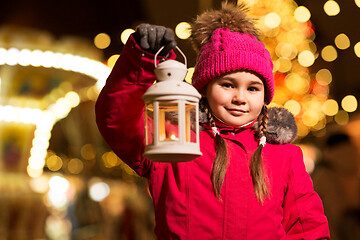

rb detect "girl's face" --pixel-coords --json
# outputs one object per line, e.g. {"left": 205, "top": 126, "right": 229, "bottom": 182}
{"left": 205, "top": 71, "right": 265, "bottom": 128}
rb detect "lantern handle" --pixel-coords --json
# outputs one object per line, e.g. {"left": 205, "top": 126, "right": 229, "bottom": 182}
{"left": 154, "top": 46, "right": 187, "bottom": 68}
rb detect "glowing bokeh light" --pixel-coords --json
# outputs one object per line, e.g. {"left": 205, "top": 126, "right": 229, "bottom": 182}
{"left": 356, "top": 0, "right": 360, "bottom": 8}
{"left": 284, "top": 100, "right": 301, "bottom": 116}
{"left": 81, "top": 144, "right": 96, "bottom": 160}
{"left": 341, "top": 95, "right": 358, "bottom": 112}
{"left": 65, "top": 91, "right": 80, "bottom": 108}
{"left": 321, "top": 45, "right": 337, "bottom": 62}
{"left": 275, "top": 42, "right": 297, "bottom": 60}
{"left": 284, "top": 73, "right": 309, "bottom": 94}
{"left": 185, "top": 67, "right": 194, "bottom": 84}
{"left": 107, "top": 54, "right": 120, "bottom": 69}
{"left": 322, "top": 99, "right": 339, "bottom": 116}
{"left": 120, "top": 29, "right": 135, "bottom": 45}
{"left": 49, "top": 176, "right": 70, "bottom": 193}
{"left": 102, "top": 151, "right": 121, "bottom": 168}
{"left": 316, "top": 69, "right": 332, "bottom": 86}
{"left": 275, "top": 58, "right": 292, "bottom": 73}
{"left": 94, "top": 33, "right": 111, "bottom": 49}
{"left": 175, "top": 22, "right": 191, "bottom": 39}
{"left": 334, "top": 110, "right": 349, "bottom": 125}
{"left": 27, "top": 166, "right": 44, "bottom": 178}
{"left": 29, "top": 176, "right": 49, "bottom": 193}
{"left": 334, "top": 33, "right": 350, "bottom": 50}
{"left": 298, "top": 50, "right": 315, "bottom": 67}
{"left": 264, "top": 12, "right": 281, "bottom": 28}
{"left": 354, "top": 42, "right": 360, "bottom": 58}
{"left": 323, "top": 0, "right": 340, "bottom": 16}
{"left": 294, "top": 6, "right": 311, "bottom": 22}
{"left": 67, "top": 158, "right": 84, "bottom": 174}
{"left": 89, "top": 181, "right": 110, "bottom": 202}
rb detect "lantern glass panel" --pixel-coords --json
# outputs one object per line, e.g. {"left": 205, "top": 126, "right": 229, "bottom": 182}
{"left": 159, "top": 101, "right": 179, "bottom": 142}
{"left": 144, "top": 103, "right": 154, "bottom": 145}
{"left": 185, "top": 103, "right": 197, "bottom": 143}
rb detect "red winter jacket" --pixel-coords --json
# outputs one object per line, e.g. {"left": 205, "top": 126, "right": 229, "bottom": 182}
{"left": 95, "top": 35, "right": 330, "bottom": 240}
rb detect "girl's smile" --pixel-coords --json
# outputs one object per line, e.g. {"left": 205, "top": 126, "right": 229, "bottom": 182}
{"left": 205, "top": 71, "right": 265, "bottom": 128}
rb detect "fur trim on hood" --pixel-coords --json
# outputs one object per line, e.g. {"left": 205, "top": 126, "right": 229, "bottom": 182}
{"left": 252, "top": 107, "right": 298, "bottom": 144}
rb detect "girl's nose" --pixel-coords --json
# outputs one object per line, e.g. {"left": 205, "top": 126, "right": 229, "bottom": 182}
{"left": 232, "top": 90, "right": 246, "bottom": 104}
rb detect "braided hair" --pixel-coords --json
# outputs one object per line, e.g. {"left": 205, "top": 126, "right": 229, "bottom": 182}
{"left": 200, "top": 98, "right": 228, "bottom": 199}
{"left": 250, "top": 105, "right": 270, "bottom": 203}
{"left": 201, "top": 99, "right": 270, "bottom": 203}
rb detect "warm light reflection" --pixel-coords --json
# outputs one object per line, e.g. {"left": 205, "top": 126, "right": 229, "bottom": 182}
{"left": 298, "top": 144, "right": 318, "bottom": 173}
{"left": 298, "top": 50, "right": 315, "bottom": 67}
{"left": 29, "top": 175, "right": 49, "bottom": 193}
{"left": 120, "top": 29, "right": 135, "bottom": 45}
{"left": 275, "top": 58, "right": 292, "bottom": 73}
{"left": 27, "top": 166, "right": 44, "bottom": 178}
{"left": 94, "top": 33, "right": 111, "bottom": 49}
{"left": 89, "top": 181, "right": 110, "bottom": 202}
{"left": 316, "top": 69, "right": 332, "bottom": 85}
{"left": 294, "top": 6, "right": 311, "bottom": 22}
{"left": 275, "top": 42, "right": 297, "bottom": 60}
{"left": 323, "top": 99, "right": 339, "bottom": 116}
{"left": 321, "top": 45, "right": 337, "bottom": 62}
{"left": 284, "top": 100, "right": 301, "bottom": 116}
{"left": 46, "top": 155, "right": 63, "bottom": 171}
{"left": 175, "top": 22, "right": 191, "bottom": 39}
{"left": 284, "top": 73, "right": 309, "bottom": 94}
{"left": 302, "top": 110, "right": 319, "bottom": 127}
{"left": 334, "top": 110, "right": 349, "bottom": 125}
{"left": 264, "top": 12, "right": 281, "bottom": 28}
{"left": 334, "top": 33, "right": 350, "bottom": 50}
{"left": 356, "top": 0, "right": 360, "bottom": 8}
{"left": 65, "top": 91, "right": 80, "bottom": 107}
{"left": 323, "top": 0, "right": 340, "bottom": 16}
{"left": 47, "top": 176, "right": 70, "bottom": 209}
{"left": 341, "top": 95, "right": 358, "bottom": 112}
{"left": 185, "top": 67, "right": 194, "bottom": 84}
{"left": 102, "top": 151, "right": 121, "bottom": 168}
{"left": 67, "top": 158, "right": 84, "bottom": 174}
{"left": 354, "top": 42, "right": 360, "bottom": 58}
{"left": 81, "top": 144, "right": 96, "bottom": 160}
{"left": 107, "top": 54, "right": 120, "bottom": 69}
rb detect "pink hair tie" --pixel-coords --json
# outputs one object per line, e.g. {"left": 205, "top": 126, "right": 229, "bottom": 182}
{"left": 211, "top": 127, "right": 220, "bottom": 137}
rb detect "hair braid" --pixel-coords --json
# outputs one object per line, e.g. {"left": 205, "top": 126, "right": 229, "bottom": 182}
{"left": 258, "top": 106, "right": 269, "bottom": 137}
{"left": 200, "top": 98, "right": 228, "bottom": 199}
{"left": 250, "top": 105, "right": 270, "bottom": 203}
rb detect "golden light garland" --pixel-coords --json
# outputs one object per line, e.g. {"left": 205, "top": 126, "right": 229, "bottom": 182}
{"left": 0, "top": 46, "right": 110, "bottom": 178}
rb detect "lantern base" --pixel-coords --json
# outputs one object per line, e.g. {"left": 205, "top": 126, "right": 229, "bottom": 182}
{"left": 143, "top": 144, "right": 202, "bottom": 162}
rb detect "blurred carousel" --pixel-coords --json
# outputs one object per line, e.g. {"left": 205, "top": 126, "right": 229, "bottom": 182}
{"left": 0, "top": 25, "right": 154, "bottom": 240}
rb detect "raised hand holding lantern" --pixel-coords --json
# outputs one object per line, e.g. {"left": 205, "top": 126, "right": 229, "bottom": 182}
{"left": 142, "top": 46, "right": 202, "bottom": 162}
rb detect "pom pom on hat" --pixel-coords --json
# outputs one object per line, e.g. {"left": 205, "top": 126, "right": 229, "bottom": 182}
{"left": 191, "top": 2, "right": 258, "bottom": 51}
{"left": 190, "top": 2, "right": 275, "bottom": 104}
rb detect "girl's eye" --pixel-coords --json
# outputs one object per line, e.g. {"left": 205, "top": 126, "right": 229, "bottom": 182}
{"left": 221, "top": 83, "right": 233, "bottom": 88}
{"left": 248, "top": 86, "right": 259, "bottom": 92}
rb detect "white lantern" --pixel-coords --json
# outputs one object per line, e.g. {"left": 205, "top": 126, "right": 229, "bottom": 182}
{"left": 142, "top": 47, "right": 202, "bottom": 162}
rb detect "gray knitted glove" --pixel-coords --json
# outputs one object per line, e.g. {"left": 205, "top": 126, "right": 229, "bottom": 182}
{"left": 134, "top": 24, "right": 177, "bottom": 56}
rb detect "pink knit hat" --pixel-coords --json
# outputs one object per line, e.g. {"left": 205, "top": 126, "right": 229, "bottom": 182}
{"left": 192, "top": 27, "right": 274, "bottom": 104}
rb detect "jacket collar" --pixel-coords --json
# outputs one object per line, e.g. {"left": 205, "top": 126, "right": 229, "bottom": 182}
{"left": 202, "top": 118, "right": 256, "bottom": 135}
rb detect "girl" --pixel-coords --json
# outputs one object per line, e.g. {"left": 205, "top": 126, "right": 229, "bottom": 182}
{"left": 96, "top": 2, "right": 330, "bottom": 239}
